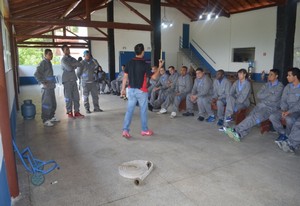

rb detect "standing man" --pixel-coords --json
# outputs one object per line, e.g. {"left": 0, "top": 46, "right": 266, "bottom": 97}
{"left": 61, "top": 44, "right": 84, "bottom": 118}
{"left": 34, "top": 49, "right": 59, "bottom": 126}
{"left": 224, "top": 69, "right": 284, "bottom": 142}
{"left": 77, "top": 50, "right": 103, "bottom": 114}
{"left": 121, "top": 43, "right": 164, "bottom": 138}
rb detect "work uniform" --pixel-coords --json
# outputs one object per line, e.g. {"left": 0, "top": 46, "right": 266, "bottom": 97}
{"left": 77, "top": 59, "right": 101, "bottom": 111}
{"left": 225, "top": 79, "right": 251, "bottom": 118}
{"left": 111, "top": 71, "right": 124, "bottom": 93}
{"left": 212, "top": 77, "right": 232, "bottom": 120}
{"left": 149, "top": 73, "right": 169, "bottom": 108}
{"left": 269, "top": 83, "right": 300, "bottom": 136}
{"left": 235, "top": 80, "right": 284, "bottom": 138}
{"left": 186, "top": 74, "right": 213, "bottom": 116}
{"left": 61, "top": 55, "right": 82, "bottom": 114}
{"left": 34, "top": 58, "right": 57, "bottom": 123}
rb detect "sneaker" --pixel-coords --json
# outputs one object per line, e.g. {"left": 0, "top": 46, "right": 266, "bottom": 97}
{"left": 157, "top": 108, "right": 167, "bottom": 114}
{"left": 275, "top": 140, "right": 283, "bottom": 150}
{"left": 281, "top": 141, "right": 295, "bottom": 153}
{"left": 86, "top": 109, "right": 91, "bottom": 114}
{"left": 148, "top": 103, "right": 153, "bottom": 112}
{"left": 67, "top": 112, "right": 74, "bottom": 118}
{"left": 229, "top": 129, "right": 241, "bottom": 142}
{"left": 182, "top": 112, "right": 194, "bottom": 116}
{"left": 197, "top": 116, "right": 205, "bottom": 121}
{"left": 123, "top": 97, "right": 128, "bottom": 100}
{"left": 225, "top": 116, "right": 233, "bottom": 122}
{"left": 206, "top": 115, "right": 216, "bottom": 122}
{"left": 105, "top": 91, "right": 111, "bottom": 94}
{"left": 100, "top": 91, "right": 104, "bottom": 94}
{"left": 170, "top": 112, "right": 176, "bottom": 118}
{"left": 141, "top": 130, "right": 154, "bottom": 136}
{"left": 94, "top": 108, "right": 103, "bottom": 112}
{"left": 218, "top": 127, "right": 225, "bottom": 132}
{"left": 217, "top": 119, "right": 224, "bottom": 126}
{"left": 122, "top": 130, "right": 131, "bottom": 138}
{"left": 275, "top": 134, "right": 287, "bottom": 143}
{"left": 50, "top": 116, "right": 60, "bottom": 122}
{"left": 74, "top": 112, "right": 85, "bottom": 118}
{"left": 44, "top": 120, "right": 54, "bottom": 127}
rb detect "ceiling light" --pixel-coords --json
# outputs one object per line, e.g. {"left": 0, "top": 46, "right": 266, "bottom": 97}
{"left": 161, "top": 7, "right": 173, "bottom": 29}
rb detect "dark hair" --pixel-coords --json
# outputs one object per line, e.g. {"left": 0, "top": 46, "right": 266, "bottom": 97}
{"left": 181, "top": 66, "right": 188, "bottom": 71}
{"left": 217, "top": 69, "right": 225, "bottom": 76}
{"left": 61, "top": 44, "right": 68, "bottom": 52}
{"left": 168, "top": 66, "right": 175, "bottom": 70}
{"left": 122, "top": 64, "right": 125, "bottom": 67}
{"left": 44, "top": 49, "right": 52, "bottom": 55}
{"left": 238, "top": 68, "right": 248, "bottom": 78}
{"left": 196, "top": 68, "right": 204, "bottom": 72}
{"left": 134, "top": 43, "right": 144, "bottom": 55}
{"left": 288, "top": 67, "right": 300, "bottom": 80}
{"left": 270, "top": 69, "right": 280, "bottom": 77}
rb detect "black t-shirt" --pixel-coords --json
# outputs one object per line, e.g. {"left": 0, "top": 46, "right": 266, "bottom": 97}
{"left": 125, "top": 57, "right": 152, "bottom": 92}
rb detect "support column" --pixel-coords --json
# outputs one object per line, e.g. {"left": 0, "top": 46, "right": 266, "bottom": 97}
{"left": 150, "top": 0, "right": 161, "bottom": 67}
{"left": 0, "top": 19, "right": 19, "bottom": 198}
{"left": 273, "top": 0, "right": 297, "bottom": 85}
{"left": 107, "top": 1, "right": 116, "bottom": 80}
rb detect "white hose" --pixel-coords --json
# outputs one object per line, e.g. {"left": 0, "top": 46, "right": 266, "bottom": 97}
{"left": 119, "top": 160, "right": 153, "bottom": 185}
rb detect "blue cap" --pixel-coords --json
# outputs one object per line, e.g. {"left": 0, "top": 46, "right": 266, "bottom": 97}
{"left": 83, "top": 50, "right": 89, "bottom": 56}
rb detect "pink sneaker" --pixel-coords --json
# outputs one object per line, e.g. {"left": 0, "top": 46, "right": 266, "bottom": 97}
{"left": 141, "top": 130, "right": 154, "bottom": 136}
{"left": 122, "top": 130, "right": 131, "bottom": 138}
{"left": 74, "top": 112, "right": 85, "bottom": 119}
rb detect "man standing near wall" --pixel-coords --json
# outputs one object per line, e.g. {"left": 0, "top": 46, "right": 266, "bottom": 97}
{"left": 34, "top": 49, "right": 59, "bottom": 126}
{"left": 121, "top": 43, "right": 164, "bottom": 138}
{"left": 61, "top": 44, "right": 85, "bottom": 118}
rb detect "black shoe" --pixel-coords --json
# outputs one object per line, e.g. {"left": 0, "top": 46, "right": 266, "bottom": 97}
{"left": 183, "top": 112, "right": 194, "bottom": 116}
{"left": 148, "top": 103, "right": 153, "bottom": 112}
{"left": 86, "top": 109, "right": 91, "bottom": 114}
{"left": 117, "top": 92, "right": 121, "bottom": 96}
{"left": 197, "top": 116, "right": 205, "bottom": 121}
{"left": 94, "top": 108, "right": 103, "bottom": 112}
{"left": 112, "top": 91, "right": 117, "bottom": 95}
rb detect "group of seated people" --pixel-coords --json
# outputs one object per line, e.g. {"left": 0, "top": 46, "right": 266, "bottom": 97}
{"left": 147, "top": 65, "right": 300, "bottom": 154}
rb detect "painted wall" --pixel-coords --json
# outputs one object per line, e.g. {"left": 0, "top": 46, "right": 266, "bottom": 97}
{"left": 89, "top": 1, "right": 190, "bottom": 74}
{"left": 190, "top": 4, "right": 300, "bottom": 73}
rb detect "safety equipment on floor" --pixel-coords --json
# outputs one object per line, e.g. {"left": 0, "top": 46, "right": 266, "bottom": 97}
{"left": 119, "top": 160, "right": 153, "bottom": 186}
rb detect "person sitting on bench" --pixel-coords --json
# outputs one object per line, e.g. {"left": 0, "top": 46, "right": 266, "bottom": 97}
{"left": 224, "top": 69, "right": 283, "bottom": 141}
{"left": 182, "top": 68, "right": 213, "bottom": 122}
{"left": 269, "top": 67, "right": 300, "bottom": 147}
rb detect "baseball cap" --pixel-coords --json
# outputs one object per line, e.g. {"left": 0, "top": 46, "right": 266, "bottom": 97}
{"left": 83, "top": 50, "right": 90, "bottom": 56}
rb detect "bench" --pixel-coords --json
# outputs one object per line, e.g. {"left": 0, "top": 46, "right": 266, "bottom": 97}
{"left": 260, "top": 118, "right": 286, "bottom": 134}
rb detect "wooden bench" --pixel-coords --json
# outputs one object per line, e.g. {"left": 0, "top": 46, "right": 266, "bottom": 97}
{"left": 211, "top": 100, "right": 248, "bottom": 124}
{"left": 260, "top": 118, "right": 286, "bottom": 134}
{"left": 179, "top": 98, "right": 186, "bottom": 112}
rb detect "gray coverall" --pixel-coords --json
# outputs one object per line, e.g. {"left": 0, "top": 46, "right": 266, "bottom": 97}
{"left": 77, "top": 59, "right": 100, "bottom": 111}
{"left": 186, "top": 74, "right": 213, "bottom": 117}
{"left": 287, "top": 117, "right": 300, "bottom": 149}
{"left": 34, "top": 58, "right": 57, "bottom": 123}
{"left": 61, "top": 55, "right": 82, "bottom": 113}
{"left": 225, "top": 79, "right": 251, "bottom": 118}
{"left": 235, "top": 81, "right": 284, "bottom": 138}
{"left": 162, "top": 74, "right": 193, "bottom": 113}
{"left": 212, "top": 77, "right": 232, "bottom": 120}
{"left": 149, "top": 73, "right": 169, "bottom": 108}
{"left": 111, "top": 71, "right": 124, "bottom": 93}
{"left": 269, "top": 83, "right": 300, "bottom": 136}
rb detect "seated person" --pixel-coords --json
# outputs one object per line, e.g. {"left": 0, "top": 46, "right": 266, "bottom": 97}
{"left": 212, "top": 69, "right": 232, "bottom": 126}
{"left": 97, "top": 66, "right": 111, "bottom": 94}
{"left": 111, "top": 65, "right": 125, "bottom": 95}
{"left": 158, "top": 66, "right": 193, "bottom": 118}
{"left": 224, "top": 69, "right": 284, "bottom": 141}
{"left": 148, "top": 67, "right": 169, "bottom": 111}
{"left": 277, "top": 117, "right": 300, "bottom": 153}
{"left": 269, "top": 67, "right": 300, "bottom": 145}
{"left": 148, "top": 66, "right": 160, "bottom": 98}
{"left": 183, "top": 68, "right": 214, "bottom": 122}
{"left": 223, "top": 68, "right": 251, "bottom": 123}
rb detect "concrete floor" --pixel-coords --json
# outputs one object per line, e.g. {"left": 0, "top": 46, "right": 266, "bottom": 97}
{"left": 13, "top": 84, "right": 300, "bottom": 206}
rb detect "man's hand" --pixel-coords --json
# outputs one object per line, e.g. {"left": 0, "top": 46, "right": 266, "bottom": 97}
{"left": 282, "top": 111, "right": 290, "bottom": 118}
{"left": 153, "top": 87, "right": 160, "bottom": 92}
{"left": 190, "top": 95, "right": 197, "bottom": 102}
{"left": 158, "top": 59, "right": 164, "bottom": 68}
{"left": 121, "top": 88, "right": 126, "bottom": 96}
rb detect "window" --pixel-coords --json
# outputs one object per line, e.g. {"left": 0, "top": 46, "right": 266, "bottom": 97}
{"left": 232, "top": 47, "right": 255, "bottom": 63}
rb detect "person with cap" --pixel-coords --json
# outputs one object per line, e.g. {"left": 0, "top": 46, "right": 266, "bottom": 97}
{"left": 77, "top": 50, "right": 103, "bottom": 114}
{"left": 121, "top": 43, "right": 164, "bottom": 138}
{"left": 34, "top": 49, "right": 60, "bottom": 126}
{"left": 61, "top": 44, "right": 85, "bottom": 118}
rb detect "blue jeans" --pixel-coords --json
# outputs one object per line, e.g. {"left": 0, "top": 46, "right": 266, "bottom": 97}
{"left": 123, "top": 88, "right": 149, "bottom": 132}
